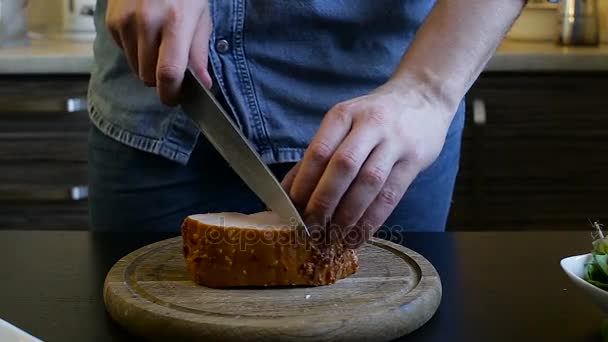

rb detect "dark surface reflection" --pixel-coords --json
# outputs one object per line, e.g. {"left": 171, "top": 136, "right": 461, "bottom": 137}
{"left": 392, "top": 233, "right": 465, "bottom": 342}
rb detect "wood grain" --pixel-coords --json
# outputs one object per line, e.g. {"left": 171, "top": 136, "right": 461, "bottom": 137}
{"left": 0, "top": 203, "right": 88, "bottom": 230}
{"left": 103, "top": 237, "right": 441, "bottom": 342}
{"left": 448, "top": 72, "right": 608, "bottom": 231}
{"left": 0, "top": 75, "right": 91, "bottom": 230}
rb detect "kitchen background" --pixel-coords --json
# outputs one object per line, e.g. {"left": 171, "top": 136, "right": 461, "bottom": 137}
{"left": 1, "top": 0, "right": 608, "bottom": 231}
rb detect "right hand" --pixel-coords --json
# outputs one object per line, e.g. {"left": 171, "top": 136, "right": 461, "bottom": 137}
{"left": 106, "top": 0, "right": 213, "bottom": 106}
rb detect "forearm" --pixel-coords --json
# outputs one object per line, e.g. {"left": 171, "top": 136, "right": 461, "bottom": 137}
{"left": 388, "top": 0, "right": 526, "bottom": 120}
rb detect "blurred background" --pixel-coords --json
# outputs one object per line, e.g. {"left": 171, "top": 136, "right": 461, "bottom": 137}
{"left": 0, "top": 0, "right": 607, "bottom": 231}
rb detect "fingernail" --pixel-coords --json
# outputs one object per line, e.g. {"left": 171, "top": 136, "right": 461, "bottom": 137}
{"left": 203, "top": 73, "right": 213, "bottom": 89}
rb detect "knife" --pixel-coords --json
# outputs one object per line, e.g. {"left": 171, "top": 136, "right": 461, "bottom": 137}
{"left": 180, "top": 69, "right": 309, "bottom": 236}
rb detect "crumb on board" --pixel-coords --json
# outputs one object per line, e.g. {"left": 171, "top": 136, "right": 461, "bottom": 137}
{"left": 305, "top": 294, "right": 311, "bottom": 300}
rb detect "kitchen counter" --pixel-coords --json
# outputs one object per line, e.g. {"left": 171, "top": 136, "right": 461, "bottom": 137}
{"left": 0, "top": 36, "right": 608, "bottom": 74}
{"left": 0, "top": 230, "right": 603, "bottom": 341}
{"left": 489, "top": 40, "right": 608, "bottom": 72}
{"left": 0, "top": 35, "right": 93, "bottom": 74}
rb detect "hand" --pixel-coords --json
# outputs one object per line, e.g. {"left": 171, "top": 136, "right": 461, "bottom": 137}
{"left": 106, "top": 0, "right": 213, "bottom": 106}
{"left": 282, "top": 82, "right": 453, "bottom": 248}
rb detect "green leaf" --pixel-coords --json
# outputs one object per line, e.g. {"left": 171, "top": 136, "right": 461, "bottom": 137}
{"left": 594, "top": 254, "right": 608, "bottom": 277}
{"left": 587, "top": 278, "right": 608, "bottom": 291}
{"left": 593, "top": 237, "right": 608, "bottom": 255}
{"left": 585, "top": 262, "right": 608, "bottom": 288}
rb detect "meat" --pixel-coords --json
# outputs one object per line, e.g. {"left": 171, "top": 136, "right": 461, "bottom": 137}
{"left": 181, "top": 211, "right": 360, "bottom": 288}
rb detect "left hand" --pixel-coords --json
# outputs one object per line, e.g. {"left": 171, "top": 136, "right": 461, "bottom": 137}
{"left": 281, "top": 81, "right": 454, "bottom": 247}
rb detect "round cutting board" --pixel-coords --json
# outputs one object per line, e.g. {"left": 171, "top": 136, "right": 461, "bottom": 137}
{"left": 103, "top": 237, "right": 441, "bottom": 342}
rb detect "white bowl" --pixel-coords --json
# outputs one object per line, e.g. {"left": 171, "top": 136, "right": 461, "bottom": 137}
{"left": 0, "top": 318, "right": 43, "bottom": 342}
{"left": 561, "top": 253, "right": 608, "bottom": 313}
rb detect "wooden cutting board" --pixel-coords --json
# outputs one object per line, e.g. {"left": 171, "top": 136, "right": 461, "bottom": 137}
{"left": 103, "top": 237, "right": 441, "bottom": 342}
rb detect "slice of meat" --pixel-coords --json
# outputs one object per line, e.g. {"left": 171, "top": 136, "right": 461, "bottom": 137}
{"left": 181, "top": 211, "right": 359, "bottom": 288}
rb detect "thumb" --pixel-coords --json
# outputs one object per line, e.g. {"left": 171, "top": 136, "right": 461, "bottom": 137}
{"left": 189, "top": 9, "right": 213, "bottom": 89}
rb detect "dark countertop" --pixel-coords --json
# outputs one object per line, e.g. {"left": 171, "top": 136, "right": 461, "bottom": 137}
{"left": 0, "top": 230, "right": 603, "bottom": 342}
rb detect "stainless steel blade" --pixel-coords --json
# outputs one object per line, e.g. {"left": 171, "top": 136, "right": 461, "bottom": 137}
{"left": 181, "top": 70, "right": 309, "bottom": 235}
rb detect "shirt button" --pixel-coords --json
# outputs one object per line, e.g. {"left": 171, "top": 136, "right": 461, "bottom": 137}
{"left": 216, "top": 39, "right": 230, "bottom": 53}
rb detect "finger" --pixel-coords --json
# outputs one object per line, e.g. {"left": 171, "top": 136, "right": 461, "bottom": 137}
{"left": 136, "top": 4, "right": 162, "bottom": 86}
{"left": 303, "top": 124, "right": 381, "bottom": 227}
{"left": 347, "top": 161, "right": 417, "bottom": 248}
{"left": 106, "top": 1, "right": 126, "bottom": 49}
{"left": 156, "top": 8, "right": 200, "bottom": 106}
{"left": 119, "top": 25, "right": 140, "bottom": 76}
{"left": 332, "top": 142, "right": 398, "bottom": 229}
{"left": 289, "top": 103, "right": 354, "bottom": 212}
{"left": 280, "top": 161, "right": 301, "bottom": 194}
{"left": 189, "top": 8, "right": 213, "bottom": 89}
{"left": 107, "top": 1, "right": 138, "bottom": 74}
{"left": 107, "top": 20, "right": 123, "bottom": 49}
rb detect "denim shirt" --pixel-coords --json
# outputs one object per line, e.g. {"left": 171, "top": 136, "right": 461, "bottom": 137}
{"left": 89, "top": 0, "right": 459, "bottom": 165}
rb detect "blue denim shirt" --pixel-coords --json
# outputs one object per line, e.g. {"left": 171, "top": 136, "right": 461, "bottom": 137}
{"left": 89, "top": 0, "right": 460, "bottom": 165}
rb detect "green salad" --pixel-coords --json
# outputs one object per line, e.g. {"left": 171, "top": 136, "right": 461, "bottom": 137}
{"left": 581, "top": 222, "right": 608, "bottom": 341}
{"left": 585, "top": 222, "right": 608, "bottom": 290}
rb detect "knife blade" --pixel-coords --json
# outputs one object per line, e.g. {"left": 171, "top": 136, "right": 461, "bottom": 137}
{"left": 180, "top": 70, "right": 309, "bottom": 236}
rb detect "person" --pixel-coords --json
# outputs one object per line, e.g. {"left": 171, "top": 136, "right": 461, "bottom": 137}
{"left": 87, "top": 0, "right": 542, "bottom": 245}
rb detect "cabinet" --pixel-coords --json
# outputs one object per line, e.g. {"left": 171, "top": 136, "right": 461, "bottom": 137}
{"left": 448, "top": 72, "right": 608, "bottom": 231}
{"left": 1, "top": 72, "right": 607, "bottom": 231}
{"left": 0, "top": 75, "right": 91, "bottom": 230}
